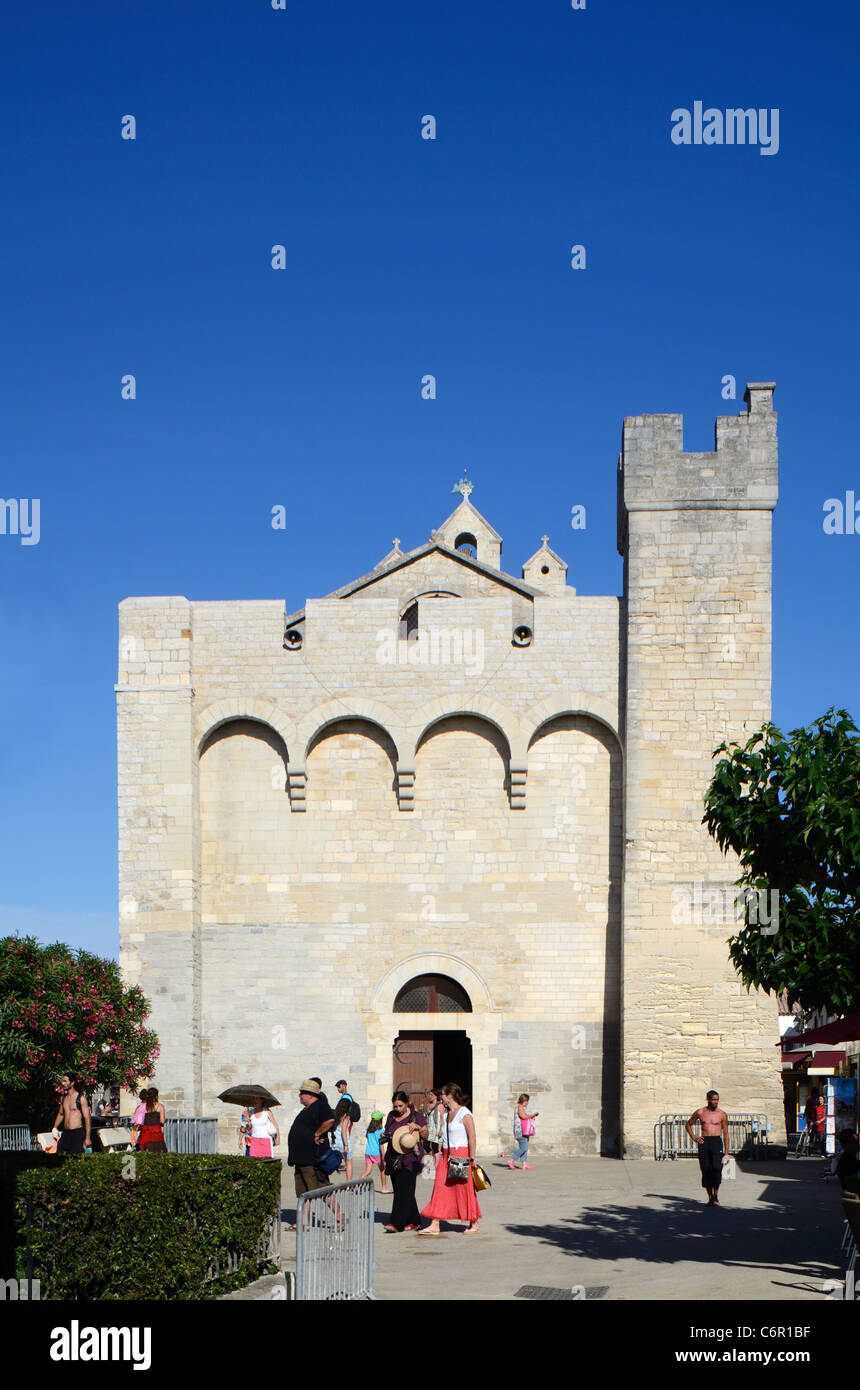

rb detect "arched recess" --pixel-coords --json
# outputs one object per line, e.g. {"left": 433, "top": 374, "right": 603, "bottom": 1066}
{"left": 399, "top": 590, "right": 460, "bottom": 612}
{"left": 295, "top": 698, "right": 404, "bottom": 765}
{"left": 195, "top": 699, "right": 296, "bottom": 759}
{"left": 305, "top": 716, "right": 400, "bottom": 811}
{"left": 198, "top": 717, "right": 293, "bottom": 899}
{"left": 199, "top": 717, "right": 289, "bottom": 767}
{"left": 526, "top": 706, "right": 623, "bottom": 1157}
{"left": 398, "top": 591, "right": 459, "bottom": 641}
{"left": 525, "top": 694, "right": 622, "bottom": 754}
{"left": 405, "top": 695, "right": 526, "bottom": 765}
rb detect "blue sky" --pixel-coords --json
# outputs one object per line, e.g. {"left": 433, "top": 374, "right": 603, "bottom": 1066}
{"left": 0, "top": 0, "right": 857, "bottom": 958}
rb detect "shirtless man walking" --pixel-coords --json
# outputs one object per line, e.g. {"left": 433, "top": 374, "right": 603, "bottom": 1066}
{"left": 686, "top": 1090, "right": 729, "bottom": 1206}
{"left": 52, "top": 1073, "right": 92, "bottom": 1155}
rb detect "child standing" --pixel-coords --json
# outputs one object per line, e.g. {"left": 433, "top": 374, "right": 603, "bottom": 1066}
{"left": 360, "top": 1111, "right": 388, "bottom": 1192}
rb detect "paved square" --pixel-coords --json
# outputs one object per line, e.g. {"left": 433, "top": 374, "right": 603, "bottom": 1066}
{"left": 278, "top": 1157, "right": 844, "bottom": 1302}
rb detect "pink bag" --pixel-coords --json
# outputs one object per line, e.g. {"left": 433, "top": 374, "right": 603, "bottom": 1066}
{"left": 521, "top": 1117, "right": 536, "bottom": 1137}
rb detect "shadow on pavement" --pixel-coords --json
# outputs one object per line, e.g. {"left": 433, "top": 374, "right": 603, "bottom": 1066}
{"left": 503, "top": 1172, "right": 842, "bottom": 1287}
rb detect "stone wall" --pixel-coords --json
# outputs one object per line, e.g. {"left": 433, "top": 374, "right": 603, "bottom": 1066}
{"left": 119, "top": 568, "right": 624, "bottom": 1155}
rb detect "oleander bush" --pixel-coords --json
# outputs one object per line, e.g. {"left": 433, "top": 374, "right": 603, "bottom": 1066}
{"left": 13, "top": 1153, "right": 281, "bottom": 1299}
{"left": 0, "top": 934, "right": 159, "bottom": 1125}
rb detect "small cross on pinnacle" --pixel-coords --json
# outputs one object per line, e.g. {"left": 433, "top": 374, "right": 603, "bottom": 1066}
{"left": 452, "top": 474, "right": 473, "bottom": 500}
{"left": 541, "top": 534, "right": 549, "bottom": 545}
{"left": 392, "top": 537, "right": 401, "bottom": 550}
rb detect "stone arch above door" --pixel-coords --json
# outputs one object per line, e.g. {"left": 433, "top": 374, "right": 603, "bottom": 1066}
{"left": 368, "top": 953, "right": 495, "bottom": 1013}
{"left": 364, "top": 956, "right": 503, "bottom": 1154}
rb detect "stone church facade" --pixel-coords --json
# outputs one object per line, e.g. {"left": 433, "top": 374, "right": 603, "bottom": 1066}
{"left": 117, "top": 384, "right": 783, "bottom": 1157}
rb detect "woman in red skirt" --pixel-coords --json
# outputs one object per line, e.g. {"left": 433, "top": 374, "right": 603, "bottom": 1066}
{"left": 419, "top": 1083, "right": 481, "bottom": 1234}
{"left": 138, "top": 1087, "right": 168, "bottom": 1153}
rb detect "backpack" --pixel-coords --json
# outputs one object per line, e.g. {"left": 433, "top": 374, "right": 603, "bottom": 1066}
{"left": 349, "top": 1099, "right": 361, "bottom": 1124}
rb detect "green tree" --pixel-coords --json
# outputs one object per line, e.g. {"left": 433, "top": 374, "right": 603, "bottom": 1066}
{"left": 0, "top": 936, "right": 159, "bottom": 1124}
{"left": 703, "top": 708, "right": 860, "bottom": 1015}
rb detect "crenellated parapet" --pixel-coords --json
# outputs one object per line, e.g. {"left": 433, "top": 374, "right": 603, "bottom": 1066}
{"left": 618, "top": 383, "right": 778, "bottom": 554}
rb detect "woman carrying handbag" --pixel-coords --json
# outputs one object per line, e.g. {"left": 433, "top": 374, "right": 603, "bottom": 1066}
{"left": 419, "top": 1083, "right": 481, "bottom": 1234}
{"left": 509, "top": 1093, "right": 538, "bottom": 1169}
{"left": 381, "top": 1090, "right": 428, "bottom": 1232}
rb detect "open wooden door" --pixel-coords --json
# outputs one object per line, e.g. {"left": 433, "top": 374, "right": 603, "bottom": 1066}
{"left": 392, "top": 1031, "right": 434, "bottom": 1112}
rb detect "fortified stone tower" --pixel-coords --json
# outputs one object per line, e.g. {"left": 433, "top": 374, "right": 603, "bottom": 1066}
{"left": 618, "top": 383, "right": 784, "bottom": 1155}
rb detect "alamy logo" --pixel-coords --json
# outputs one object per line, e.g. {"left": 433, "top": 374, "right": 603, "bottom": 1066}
{"left": 672, "top": 882, "right": 779, "bottom": 935}
{"left": 1, "top": 498, "right": 40, "bottom": 545}
{"left": 823, "top": 492, "right": 860, "bottom": 534}
{"left": 0, "top": 1277, "right": 40, "bottom": 1299}
{"left": 376, "top": 626, "right": 485, "bottom": 674}
{"left": 50, "top": 1321, "right": 151, "bottom": 1371}
{"left": 671, "top": 102, "right": 779, "bottom": 156}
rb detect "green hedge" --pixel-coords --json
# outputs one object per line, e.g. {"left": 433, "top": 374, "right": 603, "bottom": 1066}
{"left": 15, "top": 1154, "right": 281, "bottom": 1300}
{"left": 0, "top": 1152, "right": 64, "bottom": 1281}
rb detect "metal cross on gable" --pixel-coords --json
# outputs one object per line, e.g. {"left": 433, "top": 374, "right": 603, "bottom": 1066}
{"left": 452, "top": 474, "right": 473, "bottom": 500}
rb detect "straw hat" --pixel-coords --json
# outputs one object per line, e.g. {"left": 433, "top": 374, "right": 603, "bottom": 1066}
{"left": 298, "top": 1079, "right": 321, "bottom": 1096}
{"left": 392, "top": 1127, "right": 421, "bottom": 1154}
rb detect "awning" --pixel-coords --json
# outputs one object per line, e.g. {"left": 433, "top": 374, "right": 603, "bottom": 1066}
{"left": 807, "top": 1050, "right": 846, "bottom": 1073}
{"left": 781, "top": 1050, "right": 812, "bottom": 1067}
{"left": 780, "top": 1012, "right": 860, "bottom": 1047}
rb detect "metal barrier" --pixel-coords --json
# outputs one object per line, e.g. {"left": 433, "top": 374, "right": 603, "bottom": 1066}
{"left": 295, "top": 1177, "right": 376, "bottom": 1300}
{"left": 654, "top": 1113, "right": 770, "bottom": 1160}
{"left": 0, "top": 1125, "right": 36, "bottom": 1152}
{"left": 1, "top": 1120, "right": 220, "bottom": 1154}
{"left": 205, "top": 1199, "right": 282, "bottom": 1286}
{"left": 164, "top": 1117, "right": 219, "bottom": 1154}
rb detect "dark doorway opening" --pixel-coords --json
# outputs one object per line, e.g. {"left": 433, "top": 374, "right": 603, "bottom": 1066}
{"left": 433, "top": 1031, "right": 472, "bottom": 1101}
{"left": 392, "top": 1031, "right": 473, "bottom": 1113}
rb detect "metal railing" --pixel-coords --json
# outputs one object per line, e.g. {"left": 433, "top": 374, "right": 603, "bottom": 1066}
{"left": 295, "top": 1177, "right": 376, "bottom": 1300}
{"left": 0, "top": 1125, "right": 36, "bottom": 1152}
{"left": 164, "top": 1117, "right": 219, "bottom": 1154}
{"left": 0, "top": 1119, "right": 220, "bottom": 1153}
{"left": 654, "top": 1113, "right": 770, "bottom": 1160}
{"left": 204, "top": 1201, "right": 282, "bottom": 1286}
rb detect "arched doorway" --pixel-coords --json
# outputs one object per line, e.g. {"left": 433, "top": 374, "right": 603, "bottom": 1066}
{"left": 392, "top": 974, "right": 473, "bottom": 1112}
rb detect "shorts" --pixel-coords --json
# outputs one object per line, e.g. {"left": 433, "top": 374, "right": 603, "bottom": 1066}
{"left": 366, "top": 1155, "right": 382, "bottom": 1166}
{"left": 426, "top": 1142, "right": 440, "bottom": 1154}
{"left": 698, "top": 1135, "right": 724, "bottom": 1188}
{"left": 57, "top": 1129, "right": 85, "bottom": 1154}
{"left": 333, "top": 1131, "right": 352, "bottom": 1160}
{"left": 293, "top": 1164, "right": 329, "bottom": 1197}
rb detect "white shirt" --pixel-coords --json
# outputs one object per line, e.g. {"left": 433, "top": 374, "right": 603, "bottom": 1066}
{"left": 444, "top": 1105, "right": 472, "bottom": 1150}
